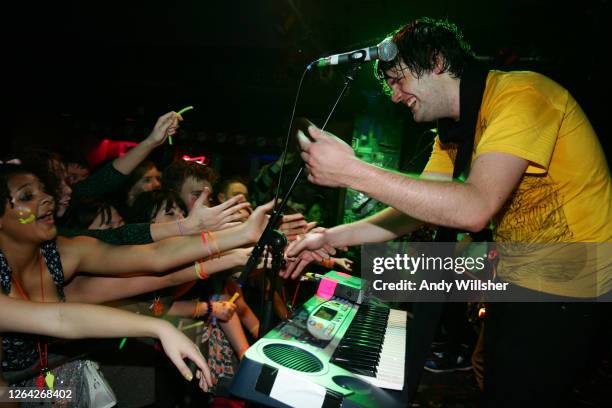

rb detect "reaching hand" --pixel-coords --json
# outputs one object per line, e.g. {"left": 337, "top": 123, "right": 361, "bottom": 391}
{"left": 279, "top": 213, "right": 317, "bottom": 242}
{"left": 156, "top": 321, "right": 213, "bottom": 391}
{"left": 242, "top": 200, "right": 275, "bottom": 243}
{"left": 146, "top": 112, "right": 183, "bottom": 147}
{"left": 281, "top": 228, "right": 338, "bottom": 279}
{"left": 297, "top": 124, "right": 358, "bottom": 188}
{"left": 187, "top": 192, "right": 251, "bottom": 232}
{"left": 334, "top": 257, "right": 354, "bottom": 272}
{"left": 211, "top": 301, "right": 237, "bottom": 321}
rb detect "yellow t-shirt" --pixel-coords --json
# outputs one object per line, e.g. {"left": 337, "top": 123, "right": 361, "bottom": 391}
{"left": 423, "top": 70, "right": 612, "bottom": 297}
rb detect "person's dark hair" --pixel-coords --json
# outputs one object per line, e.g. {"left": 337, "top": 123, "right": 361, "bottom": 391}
{"left": 162, "top": 160, "right": 218, "bottom": 194}
{"left": 126, "top": 189, "right": 188, "bottom": 224}
{"left": 125, "top": 161, "right": 158, "bottom": 192}
{"left": 18, "top": 148, "right": 66, "bottom": 206}
{"left": 63, "top": 152, "right": 90, "bottom": 171}
{"left": 375, "top": 17, "right": 475, "bottom": 93}
{"left": 215, "top": 176, "right": 248, "bottom": 200}
{"left": 61, "top": 199, "right": 114, "bottom": 230}
{"left": 0, "top": 164, "right": 37, "bottom": 217}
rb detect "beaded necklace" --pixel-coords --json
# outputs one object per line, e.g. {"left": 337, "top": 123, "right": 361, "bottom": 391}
{"left": 10, "top": 251, "right": 55, "bottom": 390}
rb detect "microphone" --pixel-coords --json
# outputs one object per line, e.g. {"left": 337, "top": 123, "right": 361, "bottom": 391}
{"left": 312, "top": 38, "right": 398, "bottom": 68}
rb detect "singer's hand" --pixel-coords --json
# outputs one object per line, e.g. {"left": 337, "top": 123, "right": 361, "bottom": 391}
{"left": 297, "top": 125, "right": 360, "bottom": 188}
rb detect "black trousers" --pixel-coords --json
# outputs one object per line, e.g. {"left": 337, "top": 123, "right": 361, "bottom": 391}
{"left": 400, "top": 294, "right": 606, "bottom": 406}
{"left": 483, "top": 300, "right": 603, "bottom": 408}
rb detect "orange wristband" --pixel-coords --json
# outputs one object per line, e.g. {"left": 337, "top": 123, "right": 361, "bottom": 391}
{"left": 208, "top": 231, "right": 220, "bottom": 257}
{"left": 322, "top": 257, "right": 334, "bottom": 268}
{"left": 199, "top": 260, "right": 209, "bottom": 279}
{"left": 192, "top": 301, "right": 202, "bottom": 318}
{"left": 194, "top": 260, "right": 209, "bottom": 280}
{"left": 201, "top": 231, "right": 211, "bottom": 257}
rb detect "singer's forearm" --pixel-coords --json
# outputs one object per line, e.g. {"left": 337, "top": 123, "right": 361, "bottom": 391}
{"left": 325, "top": 207, "right": 421, "bottom": 247}
{"left": 342, "top": 153, "right": 527, "bottom": 232}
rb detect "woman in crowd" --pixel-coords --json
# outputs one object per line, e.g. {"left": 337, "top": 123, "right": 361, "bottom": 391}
{"left": 0, "top": 163, "right": 272, "bottom": 387}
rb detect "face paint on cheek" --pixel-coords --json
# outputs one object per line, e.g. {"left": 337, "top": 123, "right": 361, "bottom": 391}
{"left": 16, "top": 207, "right": 36, "bottom": 224}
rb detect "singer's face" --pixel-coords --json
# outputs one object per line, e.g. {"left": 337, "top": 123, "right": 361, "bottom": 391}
{"left": 385, "top": 61, "right": 447, "bottom": 123}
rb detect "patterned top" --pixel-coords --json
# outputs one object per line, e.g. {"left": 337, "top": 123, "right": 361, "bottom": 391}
{"left": 0, "top": 240, "right": 65, "bottom": 373}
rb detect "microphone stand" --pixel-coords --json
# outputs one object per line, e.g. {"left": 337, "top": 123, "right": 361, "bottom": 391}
{"left": 238, "top": 62, "right": 363, "bottom": 336}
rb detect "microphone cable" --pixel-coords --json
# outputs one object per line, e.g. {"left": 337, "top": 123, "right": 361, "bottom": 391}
{"left": 272, "top": 63, "right": 314, "bottom": 212}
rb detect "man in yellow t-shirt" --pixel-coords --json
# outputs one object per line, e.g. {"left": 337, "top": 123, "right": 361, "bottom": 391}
{"left": 424, "top": 70, "right": 612, "bottom": 298}
{"left": 285, "top": 17, "right": 610, "bottom": 408}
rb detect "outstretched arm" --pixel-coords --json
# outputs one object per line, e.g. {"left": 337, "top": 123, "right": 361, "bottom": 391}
{"left": 65, "top": 248, "right": 253, "bottom": 304}
{"left": 150, "top": 193, "right": 251, "bottom": 241}
{"left": 299, "top": 125, "right": 528, "bottom": 232}
{"left": 0, "top": 295, "right": 212, "bottom": 390}
{"left": 60, "top": 201, "right": 274, "bottom": 280}
{"left": 112, "top": 112, "right": 181, "bottom": 175}
{"left": 61, "top": 194, "right": 252, "bottom": 246}
{"left": 323, "top": 206, "right": 421, "bottom": 247}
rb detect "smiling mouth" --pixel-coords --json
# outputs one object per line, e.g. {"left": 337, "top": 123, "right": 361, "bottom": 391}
{"left": 36, "top": 211, "right": 55, "bottom": 224}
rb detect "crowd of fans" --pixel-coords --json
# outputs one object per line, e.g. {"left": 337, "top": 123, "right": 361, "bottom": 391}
{"left": 0, "top": 111, "right": 351, "bottom": 406}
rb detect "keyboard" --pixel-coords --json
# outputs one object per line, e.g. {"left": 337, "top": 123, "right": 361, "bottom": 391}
{"left": 230, "top": 271, "right": 407, "bottom": 408}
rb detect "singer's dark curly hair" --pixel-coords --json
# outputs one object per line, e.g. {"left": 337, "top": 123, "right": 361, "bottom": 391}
{"left": 375, "top": 17, "right": 475, "bottom": 94}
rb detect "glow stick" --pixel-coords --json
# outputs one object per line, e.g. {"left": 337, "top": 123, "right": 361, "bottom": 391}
{"left": 168, "top": 106, "right": 194, "bottom": 145}
{"left": 177, "top": 106, "right": 194, "bottom": 116}
{"left": 229, "top": 292, "right": 240, "bottom": 304}
{"left": 181, "top": 321, "right": 205, "bottom": 331}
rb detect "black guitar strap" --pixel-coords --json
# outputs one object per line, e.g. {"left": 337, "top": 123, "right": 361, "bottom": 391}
{"left": 436, "top": 59, "right": 490, "bottom": 241}
{"left": 403, "top": 61, "right": 491, "bottom": 402}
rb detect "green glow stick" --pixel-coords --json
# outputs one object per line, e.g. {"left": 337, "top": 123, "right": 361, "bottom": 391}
{"left": 181, "top": 321, "right": 205, "bottom": 331}
{"left": 177, "top": 105, "right": 194, "bottom": 116}
{"left": 118, "top": 337, "right": 127, "bottom": 349}
{"left": 168, "top": 106, "right": 194, "bottom": 145}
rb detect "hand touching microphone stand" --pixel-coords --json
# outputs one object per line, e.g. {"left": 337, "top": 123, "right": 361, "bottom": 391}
{"left": 237, "top": 63, "right": 363, "bottom": 336}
